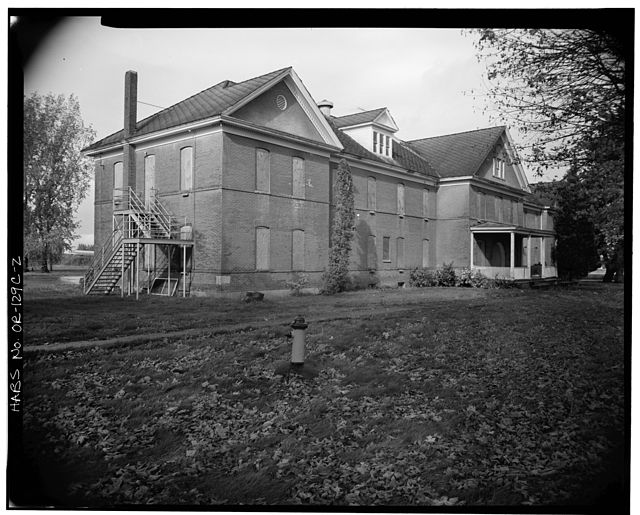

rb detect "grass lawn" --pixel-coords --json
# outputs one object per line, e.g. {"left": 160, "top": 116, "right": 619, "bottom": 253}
{"left": 24, "top": 269, "right": 491, "bottom": 346}
{"left": 19, "top": 277, "right": 626, "bottom": 508}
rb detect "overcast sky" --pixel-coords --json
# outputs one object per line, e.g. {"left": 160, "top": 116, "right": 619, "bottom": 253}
{"left": 23, "top": 17, "right": 540, "bottom": 246}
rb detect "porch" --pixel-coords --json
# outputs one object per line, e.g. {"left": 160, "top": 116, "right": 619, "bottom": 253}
{"left": 470, "top": 222, "right": 557, "bottom": 280}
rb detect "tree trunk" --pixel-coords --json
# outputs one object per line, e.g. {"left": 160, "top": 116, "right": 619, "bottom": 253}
{"left": 41, "top": 244, "right": 50, "bottom": 272}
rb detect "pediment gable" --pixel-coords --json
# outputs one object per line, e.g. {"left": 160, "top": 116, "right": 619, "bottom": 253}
{"left": 225, "top": 69, "right": 343, "bottom": 149}
{"left": 484, "top": 131, "right": 530, "bottom": 192}
{"left": 373, "top": 109, "right": 399, "bottom": 132}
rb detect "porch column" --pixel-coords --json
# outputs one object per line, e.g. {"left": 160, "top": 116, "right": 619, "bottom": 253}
{"left": 469, "top": 232, "right": 474, "bottom": 268}
{"left": 541, "top": 237, "right": 546, "bottom": 277}
{"left": 510, "top": 232, "right": 515, "bottom": 278}
{"left": 527, "top": 235, "right": 532, "bottom": 278}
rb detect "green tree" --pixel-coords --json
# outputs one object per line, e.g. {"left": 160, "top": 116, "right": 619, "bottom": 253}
{"left": 470, "top": 28, "right": 627, "bottom": 280}
{"left": 24, "top": 93, "right": 95, "bottom": 271}
{"left": 532, "top": 176, "right": 600, "bottom": 280}
{"left": 322, "top": 158, "right": 355, "bottom": 294}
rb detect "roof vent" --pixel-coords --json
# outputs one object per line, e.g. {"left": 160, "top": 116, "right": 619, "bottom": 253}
{"left": 275, "top": 94, "right": 287, "bottom": 110}
{"left": 317, "top": 99, "right": 333, "bottom": 117}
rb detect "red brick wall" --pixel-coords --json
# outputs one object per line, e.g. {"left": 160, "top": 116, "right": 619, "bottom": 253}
{"left": 346, "top": 163, "right": 435, "bottom": 284}
{"left": 219, "top": 132, "right": 331, "bottom": 290}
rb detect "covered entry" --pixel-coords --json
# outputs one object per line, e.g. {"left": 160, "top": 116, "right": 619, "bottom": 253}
{"left": 470, "top": 222, "right": 556, "bottom": 280}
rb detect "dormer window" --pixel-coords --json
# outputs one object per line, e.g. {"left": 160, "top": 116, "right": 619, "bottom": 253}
{"left": 493, "top": 157, "right": 505, "bottom": 180}
{"left": 372, "top": 130, "right": 391, "bottom": 156}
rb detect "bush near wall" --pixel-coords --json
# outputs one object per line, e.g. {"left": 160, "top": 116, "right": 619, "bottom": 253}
{"left": 409, "top": 264, "right": 498, "bottom": 289}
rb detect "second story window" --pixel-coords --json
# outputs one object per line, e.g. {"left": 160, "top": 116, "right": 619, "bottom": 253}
{"left": 367, "top": 176, "right": 377, "bottom": 211}
{"left": 114, "top": 161, "right": 123, "bottom": 203}
{"left": 422, "top": 189, "right": 429, "bottom": 218}
{"left": 397, "top": 183, "right": 405, "bottom": 217}
{"left": 493, "top": 157, "right": 505, "bottom": 179}
{"left": 385, "top": 135, "right": 390, "bottom": 156}
{"left": 292, "top": 157, "right": 305, "bottom": 198}
{"left": 373, "top": 131, "right": 378, "bottom": 153}
{"left": 256, "top": 148, "right": 270, "bottom": 193}
{"left": 180, "top": 147, "right": 193, "bottom": 191}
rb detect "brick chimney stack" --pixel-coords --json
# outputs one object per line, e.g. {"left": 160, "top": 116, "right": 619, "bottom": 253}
{"left": 123, "top": 71, "right": 138, "bottom": 189}
{"left": 124, "top": 70, "right": 138, "bottom": 139}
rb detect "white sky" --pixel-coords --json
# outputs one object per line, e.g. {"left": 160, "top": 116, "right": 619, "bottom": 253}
{"left": 23, "top": 17, "right": 549, "bottom": 246}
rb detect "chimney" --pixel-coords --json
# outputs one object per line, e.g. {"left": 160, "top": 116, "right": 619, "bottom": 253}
{"left": 317, "top": 99, "right": 333, "bottom": 117}
{"left": 124, "top": 70, "right": 138, "bottom": 139}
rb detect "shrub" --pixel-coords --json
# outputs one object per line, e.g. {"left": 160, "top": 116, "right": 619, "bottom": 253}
{"left": 456, "top": 268, "right": 491, "bottom": 288}
{"left": 433, "top": 262, "right": 457, "bottom": 287}
{"left": 285, "top": 273, "right": 310, "bottom": 296}
{"left": 409, "top": 267, "right": 436, "bottom": 287}
{"left": 493, "top": 276, "right": 518, "bottom": 288}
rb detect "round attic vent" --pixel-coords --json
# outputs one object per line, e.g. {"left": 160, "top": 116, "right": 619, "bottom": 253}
{"left": 275, "top": 94, "right": 287, "bottom": 110}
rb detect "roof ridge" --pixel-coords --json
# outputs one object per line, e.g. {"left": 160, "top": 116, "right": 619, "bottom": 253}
{"left": 86, "top": 67, "right": 293, "bottom": 149}
{"left": 408, "top": 125, "right": 506, "bottom": 143}
{"left": 333, "top": 106, "right": 387, "bottom": 120}
{"left": 137, "top": 66, "right": 292, "bottom": 128}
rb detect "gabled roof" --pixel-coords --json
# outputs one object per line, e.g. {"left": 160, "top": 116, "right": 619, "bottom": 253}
{"left": 84, "top": 67, "right": 293, "bottom": 152}
{"left": 332, "top": 108, "right": 388, "bottom": 129}
{"left": 407, "top": 126, "right": 506, "bottom": 178}
{"left": 326, "top": 116, "right": 437, "bottom": 178}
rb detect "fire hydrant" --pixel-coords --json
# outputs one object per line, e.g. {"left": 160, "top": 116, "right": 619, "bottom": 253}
{"left": 290, "top": 315, "right": 308, "bottom": 366}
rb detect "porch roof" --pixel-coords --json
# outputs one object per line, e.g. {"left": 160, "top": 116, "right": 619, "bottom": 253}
{"left": 470, "top": 221, "right": 554, "bottom": 237}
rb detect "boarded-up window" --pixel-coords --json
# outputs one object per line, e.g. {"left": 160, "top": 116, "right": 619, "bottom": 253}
{"left": 292, "top": 157, "right": 305, "bottom": 198}
{"left": 512, "top": 201, "right": 519, "bottom": 225}
{"left": 422, "top": 239, "right": 430, "bottom": 268}
{"left": 367, "top": 235, "right": 377, "bottom": 269}
{"left": 114, "top": 161, "right": 124, "bottom": 202}
{"left": 396, "top": 238, "right": 405, "bottom": 268}
{"left": 382, "top": 236, "right": 390, "bottom": 261}
{"left": 256, "top": 149, "right": 270, "bottom": 192}
{"left": 292, "top": 230, "right": 305, "bottom": 271}
{"left": 423, "top": 189, "right": 429, "bottom": 218}
{"left": 497, "top": 197, "right": 503, "bottom": 222}
{"left": 397, "top": 183, "right": 405, "bottom": 216}
{"left": 256, "top": 227, "right": 270, "bottom": 271}
{"left": 367, "top": 177, "right": 376, "bottom": 211}
{"left": 180, "top": 147, "right": 193, "bottom": 191}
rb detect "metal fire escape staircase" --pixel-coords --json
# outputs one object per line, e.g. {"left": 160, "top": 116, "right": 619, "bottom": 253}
{"left": 84, "top": 187, "right": 193, "bottom": 296}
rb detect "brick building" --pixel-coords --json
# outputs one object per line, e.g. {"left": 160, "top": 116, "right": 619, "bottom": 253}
{"left": 83, "top": 67, "right": 556, "bottom": 296}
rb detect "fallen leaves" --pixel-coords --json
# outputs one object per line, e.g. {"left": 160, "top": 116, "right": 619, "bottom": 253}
{"left": 22, "top": 287, "right": 625, "bottom": 506}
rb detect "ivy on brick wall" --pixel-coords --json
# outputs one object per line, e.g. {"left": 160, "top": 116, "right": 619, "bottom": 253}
{"left": 322, "top": 159, "right": 355, "bottom": 294}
